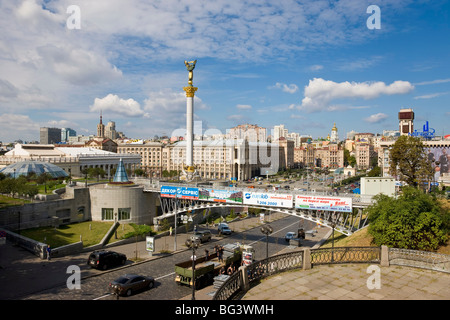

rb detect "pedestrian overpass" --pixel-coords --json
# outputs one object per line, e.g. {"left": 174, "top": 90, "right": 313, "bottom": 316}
{"left": 143, "top": 183, "right": 374, "bottom": 236}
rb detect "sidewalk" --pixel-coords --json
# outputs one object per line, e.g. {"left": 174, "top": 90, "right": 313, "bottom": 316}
{"left": 241, "top": 263, "right": 450, "bottom": 300}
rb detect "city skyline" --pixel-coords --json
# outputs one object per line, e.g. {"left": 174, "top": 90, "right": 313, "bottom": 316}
{"left": 0, "top": 1, "right": 449, "bottom": 143}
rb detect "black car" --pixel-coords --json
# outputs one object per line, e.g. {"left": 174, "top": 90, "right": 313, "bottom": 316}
{"left": 87, "top": 250, "right": 127, "bottom": 270}
{"left": 109, "top": 274, "right": 155, "bottom": 296}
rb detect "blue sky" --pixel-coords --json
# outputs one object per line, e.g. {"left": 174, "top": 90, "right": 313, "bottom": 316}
{"left": 0, "top": 0, "right": 449, "bottom": 142}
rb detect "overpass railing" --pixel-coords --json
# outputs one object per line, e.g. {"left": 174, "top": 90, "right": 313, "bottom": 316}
{"left": 142, "top": 181, "right": 374, "bottom": 204}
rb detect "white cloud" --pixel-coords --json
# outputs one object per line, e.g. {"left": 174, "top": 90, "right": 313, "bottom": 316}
{"left": 299, "top": 78, "right": 414, "bottom": 112}
{"left": 309, "top": 65, "right": 323, "bottom": 71}
{"left": 414, "top": 78, "right": 450, "bottom": 86}
{"left": 142, "top": 89, "right": 209, "bottom": 134}
{"left": 47, "top": 119, "right": 75, "bottom": 128}
{"left": 271, "top": 82, "right": 299, "bottom": 94}
{"left": 414, "top": 92, "right": 449, "bottom": 100}
{"left": 36, "top": 45, "right": 122, "bottom": 86}
{"left": 236, "top": 104, "right": 252, "bottom": 109}
{"left": 364, "top": 113, "right": 388, "bottom": 123}
{"left": 0, "top": 113, "right": 39, "bottom": 141}
{"left": 335, "top": 56, "right": 384, "bottom": 71}
{"left": 227, "top": 114, "right": 245, "bottom": 121}
{"left": 90, "top": 94, "right": 149, "bottom": 118}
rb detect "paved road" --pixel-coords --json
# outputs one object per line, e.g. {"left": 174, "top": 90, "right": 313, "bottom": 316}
{"left": 1, "top": 213, "right": 324, "bottom": 300}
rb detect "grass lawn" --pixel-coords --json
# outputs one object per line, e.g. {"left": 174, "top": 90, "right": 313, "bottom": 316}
{"left": 0, "top": 194, "right": 31, "bottom": 208}
{"left": 34, "top": 183, "right": 65, "bottom": 195}
{"left": 20, "top": 221, "right": 135, "bottom": 248}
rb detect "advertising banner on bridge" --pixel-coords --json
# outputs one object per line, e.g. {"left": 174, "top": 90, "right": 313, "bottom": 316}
{"left": 160, "top": 186, "right": 177, "bottom": 198}
{"left": 176, "top": 187, "right": 199, "bottom": 200}
{"left": 295, "top": 195, "right": 352, "bottom": 213}
{"left": 160, "top": 186, "right": 199, "bottom": 200}
{"left": 243, "top": 192, "right": 293, "bottom": 208}
{"left": 198, "top": 188, "right": 243, "bottom": 204}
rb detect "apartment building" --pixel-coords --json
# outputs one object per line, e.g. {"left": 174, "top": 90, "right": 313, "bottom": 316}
{"left": 294, "top": 143, "right": 344, "bottom": 169}
{"left": 117, "top": 142, "right": 163, "bottom": 178}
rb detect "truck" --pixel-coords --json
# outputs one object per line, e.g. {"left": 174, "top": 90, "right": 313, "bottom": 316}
{"left": 175, "top": 243, "right": 242, "bottom": 289}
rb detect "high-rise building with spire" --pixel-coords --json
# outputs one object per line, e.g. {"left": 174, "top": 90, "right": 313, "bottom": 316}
{"left": 97, "top": 111, "right": 105, "bottom": 138}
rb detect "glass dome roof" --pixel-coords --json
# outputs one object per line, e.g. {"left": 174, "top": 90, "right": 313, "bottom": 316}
{"left": 0, "top": 161, "right": 68, "bottom": 178}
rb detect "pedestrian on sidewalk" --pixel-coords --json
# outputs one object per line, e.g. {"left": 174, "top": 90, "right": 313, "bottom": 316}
{"left": 218, "top": 245, "right": 224, "bottom": 263}
{"left": 46, "top": 245, "right": 51, "bottom": 261}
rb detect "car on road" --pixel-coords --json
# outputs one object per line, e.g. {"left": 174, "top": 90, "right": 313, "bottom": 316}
{"left": 109, "top": 274, "right": 155, "bottom": 297}
{"left": 87, "top": 250, "right": 127, "bottom": 270}
{"left": 190, "top": 230, "right": 212, "bottom": 243}
{"left": 285, "top": 232, "right": 296, "bottom": 242}
{"left": 218, "top": 223, "right": 232, "bottom": 235}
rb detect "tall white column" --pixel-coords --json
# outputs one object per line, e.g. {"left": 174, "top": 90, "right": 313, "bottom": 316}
{"left": 186, "top": 95, "right": 194, "bottom": 168}
{"left": 182, "top": 86, "right": 198, "bottom": 179}
{"left": 182, "top": 60, "right": 198, "bottom": 181}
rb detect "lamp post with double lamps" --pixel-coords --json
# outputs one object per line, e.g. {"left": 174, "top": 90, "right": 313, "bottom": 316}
{"left": 331, "top": 218, "right": 336, "bottom": 262}
{"left": 260, "top": 224, "right": 273, "bottom": 272}
{"left": 185, "top": 239, "right": 199, "bottom": 300}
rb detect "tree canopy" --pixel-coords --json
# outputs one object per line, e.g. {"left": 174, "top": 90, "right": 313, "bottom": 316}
{"left": 367, "top": 187, "right": 448, "bottom": 251}
{"left": 389, "top": 135, "right": 433, "bottom": 187}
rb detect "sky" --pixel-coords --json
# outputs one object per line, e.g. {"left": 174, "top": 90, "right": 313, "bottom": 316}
{"left": 0, "top": 0, "right": 449, "bottom": 143}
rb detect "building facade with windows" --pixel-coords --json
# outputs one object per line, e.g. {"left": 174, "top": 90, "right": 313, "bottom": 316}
{"left": 40, "top": 127, "right": 62, "bottom": 144}
{"left": 294, "top": 143, "right": 344, "bottom": 169}
{"left": 117, "top": 142, "right": 163, "bottom": 178}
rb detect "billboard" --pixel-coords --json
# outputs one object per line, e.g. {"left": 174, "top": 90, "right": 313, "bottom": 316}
{"left": 160, "top": 186, "right": 177, "bottom": 198}
{"left": 427, "top": 146, "right": 449, "bottom": 180}
{"left": 177, "top": 187, "right": 199, "bottom": 200}
{"left": 160, "top": 186, "right": 199, "bottom": 200}
{"left": 243, "top": 192, "right": 293, "bottom": 208}
{"left": 295, "top": 195, "right": 352, "bottom": 213}
{"left": 198, "top": 188, "right": 243, "bottom": 204}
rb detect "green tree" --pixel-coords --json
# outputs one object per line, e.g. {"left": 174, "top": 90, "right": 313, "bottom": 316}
{"left": 88, "top": 167, "right": 106, "bottom": 182}
{"left": 389, "top": 135, "right": 433, "bottom": 187}
{"left": 37, "top": 173, "right": 52, "bottom": 193}
{"left": 349, "top": 155, "right": 356, "bottom": 167}
{"left": 367, "top": 166, "right": 381, "bottom": 177}
{"left": 23, "top": 184, "right": 39, "bottom": 198}
{"left": 134, "top": 168, "right": 146, "bottom": 177}
{"left": 367, "top": 187, "right": 448, "bottom": 251}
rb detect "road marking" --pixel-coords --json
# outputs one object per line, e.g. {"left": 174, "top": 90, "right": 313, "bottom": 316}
{"left": 155, "top": 272, "right": 175, "bottom": 281}
{"left": 93, "top": 293, "right": 112, "bottom": 300}
{"left": 248, "top": 219, "right": 299, "bottom": 246}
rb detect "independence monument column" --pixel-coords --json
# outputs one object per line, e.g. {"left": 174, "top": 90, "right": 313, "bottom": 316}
{"left": 182, "top": 60, "right": 198, "bottom": 181}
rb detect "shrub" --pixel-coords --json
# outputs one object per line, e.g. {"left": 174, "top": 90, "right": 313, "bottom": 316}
{"left": 367, "top": 187, "right": 448, "bottom": 251}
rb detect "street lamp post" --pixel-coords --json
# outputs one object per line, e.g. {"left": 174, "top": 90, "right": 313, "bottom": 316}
{"left": 260, "top": 224, "right": 273, "bottom": 272}
{"left": 174, "top": 199, "right": 178, "bottom": 251}
{"left": 331, "top": 220, "right": 336, "bottom": 262}
{"left": 185, "top": 239, "right": 199, "bottom": 300}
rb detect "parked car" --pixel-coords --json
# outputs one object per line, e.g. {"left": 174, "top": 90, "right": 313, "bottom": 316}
{"left": 285, "top": 232, "right": 296, "bottom": 242}
{"left": 218, "top": 223, "right": 232, "bottom": 235}
{"left": 109, "top": 274, "right": 155, "bottom": 296}
{"left": 190, "top": 230, "right": 212, "bottom": 243}
{"left": 87, "top": 250, "right": 127, "bottom": 270}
